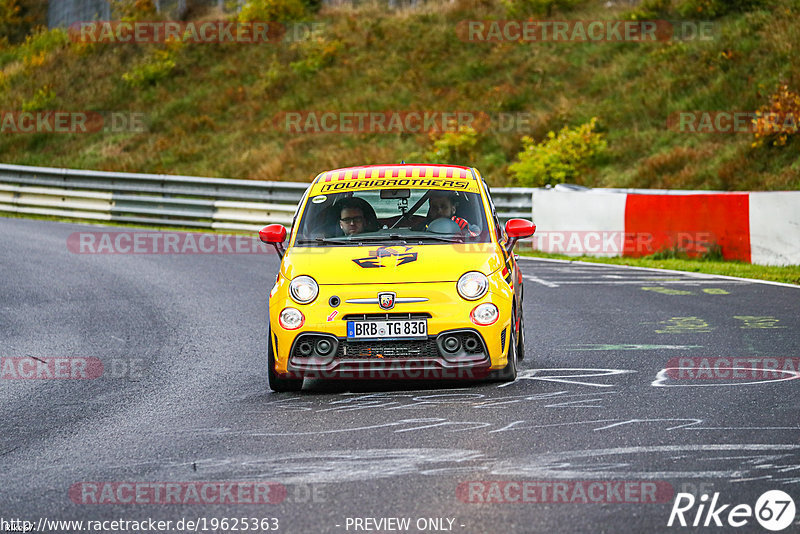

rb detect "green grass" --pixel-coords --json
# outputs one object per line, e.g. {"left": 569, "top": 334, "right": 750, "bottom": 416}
{"left": 0, "top": 0, "right": 798, "bottom": 187}
{"left": 520, "top": 249, "right": 800, "bottom": 285}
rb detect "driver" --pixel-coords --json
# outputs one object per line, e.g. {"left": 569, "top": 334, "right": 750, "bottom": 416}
{"left": 415, "top": 191, "right": 476, "bottom": 235}
{"left": 336, "top": 197, "right": 378, "bottom": 236}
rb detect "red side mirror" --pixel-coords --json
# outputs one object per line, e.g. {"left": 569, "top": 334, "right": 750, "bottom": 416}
{"left": 259, "top": 224, "right": 287, "bottom": 259}
{"left": 505, "top": 219, "right": 536, "bottom": 239}
{"left": 504, "top": 219, "right": 536, "bottom": 253}
{"left": 259, "top": 224, "right": 287, "bottom": 244}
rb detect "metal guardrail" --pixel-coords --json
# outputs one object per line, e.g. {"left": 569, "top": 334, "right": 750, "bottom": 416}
{"left": 0, "top": 163, "right": 534, "bottom": 231}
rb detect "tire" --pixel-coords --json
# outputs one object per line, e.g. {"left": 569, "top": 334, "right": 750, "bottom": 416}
{"left": 517, "top": 313, "right": 525, "bottom": 361}
{"left": 268, "top": 329, "right": 303, "bottom": 392}
{"left": 489, "top": 322, "right": 518, "bottom": 382}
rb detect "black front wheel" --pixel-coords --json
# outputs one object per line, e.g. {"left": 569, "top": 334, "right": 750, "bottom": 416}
{"left": 489, "top": 324, "right": 517, "bottom": 382}
{"left": 268, "top": 329, "right": 303, "bottom": 392}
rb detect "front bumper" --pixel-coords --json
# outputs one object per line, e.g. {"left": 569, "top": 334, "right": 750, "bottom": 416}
{"left": 269, "top": 280, "right": 514, "bottom": 379}
{"left": 284, "top": 328, "right": 496, "bottom": 379}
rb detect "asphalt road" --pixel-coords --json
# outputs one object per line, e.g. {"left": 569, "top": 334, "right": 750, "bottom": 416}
{"left": 1, "top": 217, "right": 799, "bottom": 534}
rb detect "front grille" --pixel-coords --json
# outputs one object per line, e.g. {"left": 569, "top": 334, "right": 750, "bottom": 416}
{"left": 337, "top": 339, "right": 440, "bottom": 359}
{"left": 342, "top": 313, "right": 432, "bottom": 321}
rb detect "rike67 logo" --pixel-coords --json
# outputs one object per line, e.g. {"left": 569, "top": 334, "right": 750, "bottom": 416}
{"left": 668, "top": 490, "right": 796, "bottom": 531}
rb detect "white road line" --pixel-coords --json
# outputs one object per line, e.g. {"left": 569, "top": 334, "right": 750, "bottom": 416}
{"left": 538, "top": 280, "right": 745, "bottom": 285}
{"left": 523, "top": 275, "right": 559, "bottom": 288}
{"left": 518, "top": 256, "right": 800, "bottom": 289}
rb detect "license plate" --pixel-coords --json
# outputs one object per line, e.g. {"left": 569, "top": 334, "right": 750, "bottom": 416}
{"left": 346, "top": 320, "right": 428, "bottom": 340}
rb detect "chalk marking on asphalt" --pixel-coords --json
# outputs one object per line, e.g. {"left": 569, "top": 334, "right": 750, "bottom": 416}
{"left": 734, "top": 315, "right": 786, "bottom": 329}
{"left": 652, "top": 367, "right": 800, "bottom": 387}
{"left": 489, "top": 444, "right": 800, "bottom": 481}
{"left": 265, "top": 390, "right": 620, "bottom": 413}
{"left": 488, "top": 419, "right": 622, "bottom": 433}
{"left": 641, "top": 286, "right": 694, "bottom": 295}
{"left": 655, "top": 316, "right": 714, "bottom": 334}
{"left": 593, "top": 418, "right": 704, "bottom": 431}
{"left": 542, "top": 398, "right": 609, "bottom": 408}
{"left": 500, "top": 368, "right": 635, "bottom": 388}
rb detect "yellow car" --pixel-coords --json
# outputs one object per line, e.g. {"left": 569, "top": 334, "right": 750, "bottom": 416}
{"left": 259, "top": 164, "right": 536, "bottom": 392}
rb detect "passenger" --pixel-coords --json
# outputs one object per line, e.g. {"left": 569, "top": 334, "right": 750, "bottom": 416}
{"left": 415, "top": 191, "right": 476, "bottom": 235}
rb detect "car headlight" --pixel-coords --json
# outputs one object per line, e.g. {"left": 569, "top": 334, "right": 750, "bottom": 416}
{"left": 470, "top": 303, "right": 499, "bottom": 326}
{"left": 457, "top": 271, "right": 488, "bottom": 300}
{"left": 289, "top": 275, "right": 319, "bottom": 304}
{"left": 279, "top": 307, "right": 305, "bottom": 330}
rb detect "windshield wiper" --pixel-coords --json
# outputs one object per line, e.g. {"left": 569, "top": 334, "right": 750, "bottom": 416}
{"left": 408, "top": 235, "right": 465, "bottom": 243}
{"left": 349, "top": 234, "right": 409, "bottom": 245}
{"left": 296, "top": 238, "right": 353, "bottom": 246}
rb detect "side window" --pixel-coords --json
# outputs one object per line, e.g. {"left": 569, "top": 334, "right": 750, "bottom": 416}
{"left": 289, "top": 186, "right": 312, "bottom": 242}
{"left": 482, "top": 181, "right": 503, "bottom": 242}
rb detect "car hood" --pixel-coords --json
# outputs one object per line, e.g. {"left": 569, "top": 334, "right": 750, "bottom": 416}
{"left": 281, "top": 243, "right": 505, "bottom": 284}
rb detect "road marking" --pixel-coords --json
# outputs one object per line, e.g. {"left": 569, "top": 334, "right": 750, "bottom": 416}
{"left": 655, "top": 316, "right": 714, "bottom": 334}
{"left": 502, "top": 368, "right": 635, "bottom": 388}
{"left": 531, "top": 280, "right": 743, "bottom": 285}
{"left": 523, "top": 275, "right": 559, "bottom": 288}
{"left": 519, "top": 256, "right": 800, "bottom": 289}
{"left": 734, "top": 316, "right": 786, "bottom": 329}
{"left": 564, "top": 344, "right": 702, "bottom": 351}
{"left": 641, "top": 286, "right": 694, "bottom": 295}
{"left": 703, "top": 288, "right": 730, "bottom": 294}
{"left": 489, "top": 444, "right": 800, "bottom": 481}
{"left": 652, "top": 367, "right": 800, "bottom": 387}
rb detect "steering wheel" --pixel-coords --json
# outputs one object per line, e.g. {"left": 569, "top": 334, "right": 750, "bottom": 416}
{"left": 426, "top": 217, "right": 462, "bottom": 234}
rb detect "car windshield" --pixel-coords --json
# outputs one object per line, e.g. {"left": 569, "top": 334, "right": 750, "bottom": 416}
{"left": 294, "top": 188, "right": 491, "bottom": 246}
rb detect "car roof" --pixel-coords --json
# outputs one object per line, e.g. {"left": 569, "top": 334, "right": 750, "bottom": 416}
{"left": 312, "top": 164, "right": 476, "bottom": 184}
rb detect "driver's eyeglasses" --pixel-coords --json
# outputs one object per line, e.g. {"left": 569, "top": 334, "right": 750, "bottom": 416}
{"left": 340, "top": 216, "right": 364, "bottom": 224}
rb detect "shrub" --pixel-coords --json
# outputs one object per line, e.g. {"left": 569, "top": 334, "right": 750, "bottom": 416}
{"left": 238, "top": 0, "right": 308, "bottom": 23}
{"left": 0, "top": 0, "right": 46, "bottom": 45}
{"left": 508, "top": 117, "right": 607, "bottom": 187}
{"left": 122, "top": 48, "right": 177, "bottom": 87}
{"left": 22, "top": 85, "right": 56, "bottom": 111}
{"left": 424, "top": 125, "right": 480, "bottom": 163}
{"left": 627, "top": 0, "right": 671, "bottom": 19}
{"left": 289, "top": 38, "right": 342, "bottom": 75}
{"left": 110, "top": 0, "right": 158, "bottom": 20}
{"left": 753, "top": 84, "right": 800, "bottom": 147}
{"left": 628, "top": 0, "right": 766, "bottom": 19}
{"left": 0, "top": 0, "right": 22, "bottom": 45}
{"left": 19, "top": 28, "right": 68, "bottom": 63}
{"left": 501, "top": 0, "right": 584, "bottom": 18}
{"left": 675, "top": 0, "right": 766, "bottom": 18}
